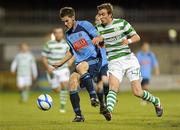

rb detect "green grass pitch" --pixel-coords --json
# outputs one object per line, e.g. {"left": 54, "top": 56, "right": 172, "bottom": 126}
{"left": 0, "top": 91, "right": 180, "bottom": 130}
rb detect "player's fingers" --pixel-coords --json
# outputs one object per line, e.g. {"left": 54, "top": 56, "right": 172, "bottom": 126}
{"left": 91, "top": 39, "right": 96, "bottom": 45}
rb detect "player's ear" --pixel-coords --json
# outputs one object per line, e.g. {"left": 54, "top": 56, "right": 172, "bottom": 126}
{"left": 109, "top": 13, "right": 112, "bottom": 18}
{"left": 72, "top": 16, "right": 75, "bottom": 21}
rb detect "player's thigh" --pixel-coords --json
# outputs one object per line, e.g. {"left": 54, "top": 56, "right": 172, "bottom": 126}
{"left": 69, "top": 72, "right": 80, "bottom": 91}
{"left": 76, "top": 61, "right": 89, "bottom": 75}
{"left": 100, "top": 64, "right": 109, "bottom": 84}
{"left": 96, "top": 80, "right": 103, "bottom": 92}
{"left": 108, "top": 60, "right": 125, "bottom": 83}
{"left": 126, "top": 54, "right": 141, "bottom": 82}
{"left": 102, "top": 75, "right": 109, "bottom": 84}
{"left": 58, "top": 68, "right": 70, "bottom": 82}
{"left": 17, "top": 76, "right": 32, "bottom": 90}
{"left": 17, "top": 77, "right": 25, "bottom": 90}
{"left": 47, "top": 73, "right": 60, "bottom": 91}
{"left": 57, "top": 68, "right": 70, "bottom": 89}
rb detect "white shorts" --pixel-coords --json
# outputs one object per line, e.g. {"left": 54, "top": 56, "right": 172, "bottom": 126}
{"left": 17, "top": 76, "right": 32, "bottom": 89}
{"left": 108, "top": 53, "right": 141, "bottom": 82}
{"left": 47, "top": 68, "right": 70, "bottom": 89}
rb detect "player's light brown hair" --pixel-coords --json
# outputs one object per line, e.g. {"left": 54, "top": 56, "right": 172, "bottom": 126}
{"left": 52, "top": 27, "right": 63, "bottom": 34}
{"left": 19, "top": 42, "right": 29, "bottom": 48}
{"left": 97, "top": 3, "right": 113, "bottom": 15}
{"left": 59, "top": 7, "right": 75, "bottom": 18}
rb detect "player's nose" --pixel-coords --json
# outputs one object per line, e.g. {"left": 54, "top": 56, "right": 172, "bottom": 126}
{"left": 64, "top": 22, "right": 68, "bottom": 26}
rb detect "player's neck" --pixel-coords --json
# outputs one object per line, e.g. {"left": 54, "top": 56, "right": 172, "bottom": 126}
{"left": 104, "top": 18, "right": 113, "bottom": 26}
{"left": 56, "top": 39, "right": 61, "bottom": 42}
{"left": 56, "top": 40, "right": 61, "bottom": 42}
{"left": 72, "top": 20, "right": 77, "bottom": 31}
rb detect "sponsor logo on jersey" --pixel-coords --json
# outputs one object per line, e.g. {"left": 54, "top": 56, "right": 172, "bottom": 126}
{"left": 104, "top": 34, "right": 121, "bottom": 43}
{"left": 73, "top": 38, "right": 88, "bottom": 51}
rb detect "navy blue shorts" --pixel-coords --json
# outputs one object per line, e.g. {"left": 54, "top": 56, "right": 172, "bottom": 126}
{"left": 141, "top": 78, "right": 150, "bottom": 87}
{"left": 93, "top": 64, "right": 108, "bottom": 83}
{"left": 87, "top": 57, "right": 102, "bottom": 78}
{"left": 77, "top": 57, "right": 102, "bottom": 88}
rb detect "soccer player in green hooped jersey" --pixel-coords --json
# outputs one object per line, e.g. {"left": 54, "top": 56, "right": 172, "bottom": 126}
{"left": 95, "top": 3, "right": 163, "bottom": 121}
{"left": 11, "top": 43, "right": 38, "bottom": 102}
{"left": 41, "top": 27, "right": 70, "bottom": 113}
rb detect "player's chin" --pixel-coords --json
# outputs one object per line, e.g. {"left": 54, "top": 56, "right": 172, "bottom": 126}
{"left": 65, "top": 25, "right": 70, "bottom": 29}
{"left": 66, "top": 25, "right": 72, "bottom": 29}
{"left": 101, "top": 20, "right": 106, "bottom": 24}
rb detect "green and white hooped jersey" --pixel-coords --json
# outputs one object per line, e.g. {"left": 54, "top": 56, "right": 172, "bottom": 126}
{"left": 41, "top": 39, "right": 69, "bottom": 70}
{"left": 10, "top": 52, "right": 38, "bottom": 77}
{"left": 96, "top": 18, "right": 137, "bottom": 61}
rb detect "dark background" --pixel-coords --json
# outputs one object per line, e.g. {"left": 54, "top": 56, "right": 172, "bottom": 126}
{"left": 1, "top": 0, "right": 180, "bottom": 10}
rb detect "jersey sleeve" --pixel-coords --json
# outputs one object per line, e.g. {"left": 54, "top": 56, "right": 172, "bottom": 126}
{"left": 41, "top": 42, "right": 50, "bottom": 57}
{"left": 65, "top": 42, "right": 70, "bottom": 52}
{"left": 31, "top": 55, "right": 38, "bottom": 78}
{"left": 150, "top": 52, "right": 158, "bottom": 68}
{"left": 10, "top": 55, "right": 18, "bottom": 73}
{"left": 123, "top": 19, "right": 137, "bottom": 37}
{"left": 80, "top": 21, "right": 99, "bottom": 38}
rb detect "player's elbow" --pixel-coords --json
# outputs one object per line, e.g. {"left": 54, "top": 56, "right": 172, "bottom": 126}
{"left": 136, "top": 34, "right": 141, "bottom": 42}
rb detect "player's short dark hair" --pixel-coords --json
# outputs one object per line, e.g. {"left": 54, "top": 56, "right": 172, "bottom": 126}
{"left": 59, "top": 7, "right": 75, "bottom": 18}
{"left": 97, "top": 3, "right": 113, "bottom": 15}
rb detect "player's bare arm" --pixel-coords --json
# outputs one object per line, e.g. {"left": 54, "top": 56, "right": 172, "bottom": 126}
{"left": 122, "top": 34, "right": 141, "bottom": 45}
{"left": 67, "top": 56, "right": 75, "bottom": 67}
{"left": 52, "top": 50, "right": 72, "bottom": 68}
{"left": 42, "top": 56, "right": 54, "bottom": 74}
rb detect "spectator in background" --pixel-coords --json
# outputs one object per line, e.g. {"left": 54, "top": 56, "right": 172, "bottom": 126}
{"left": 136, "top": 42, "right": 160, "bottom": 94}
{"left": 11, "top": 43, "right": 38, "bottom": 102}
{"left": 41, "top": 27, "right": 70, "bottom": 113}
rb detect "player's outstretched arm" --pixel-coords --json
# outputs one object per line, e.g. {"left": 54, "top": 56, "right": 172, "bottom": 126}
{"left": 52, "top": 50, "right": 72, "bottom": 68}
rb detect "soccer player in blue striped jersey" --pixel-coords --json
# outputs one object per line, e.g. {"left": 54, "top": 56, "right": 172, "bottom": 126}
{"left": 53, "top": 7, "right": 103, "bottom": 122}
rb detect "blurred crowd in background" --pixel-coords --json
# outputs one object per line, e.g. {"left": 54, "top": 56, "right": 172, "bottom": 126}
{"left": 0, "top": 0, "right": 179, "bottom": 91}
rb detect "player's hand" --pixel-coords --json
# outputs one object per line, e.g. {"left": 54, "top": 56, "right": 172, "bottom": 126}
{"left": 32, "top": 76, "right": 37, "bottom": 81}
{"left": 154, "top": 69, "right": 160, "bottom": 76}
{"left": 121, "top": 39, "right": 129, "bottom": 45}
{"left": 52, "top": 61, "right": 63, "bottom": 69}
{"left": 47, "top": 67, "right": 55, "bottom": 74}
{"left": 92, "top": 36, "right": 103, "bottom": 46}
{"left": 11, "top": 71, "right": 16, "bottom": 75}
